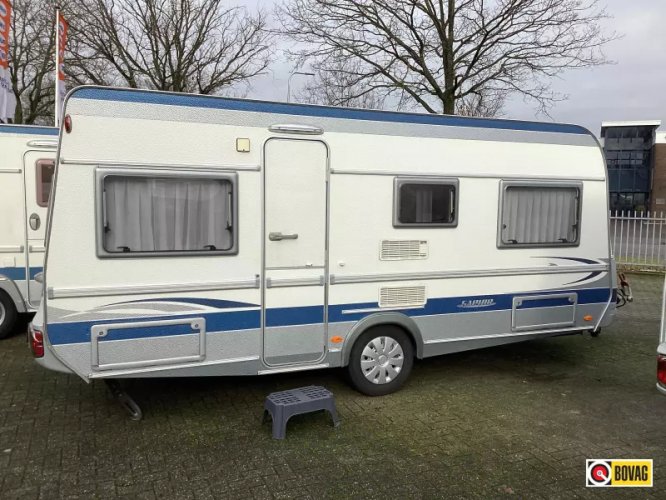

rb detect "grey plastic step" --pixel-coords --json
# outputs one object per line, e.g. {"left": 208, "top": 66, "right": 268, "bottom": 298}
{"left": 262, "top": 385, "right": 340, "bottom": 439}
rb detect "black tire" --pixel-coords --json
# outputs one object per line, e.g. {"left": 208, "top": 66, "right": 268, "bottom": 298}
{"left": 0, "top": 291, "right": 18, "bottom": 340}
{"left": 347, "top": 325, "right": 414, "bottom": 396}
{"left": 590, "top": 328, "right": 601, "bottom": 338}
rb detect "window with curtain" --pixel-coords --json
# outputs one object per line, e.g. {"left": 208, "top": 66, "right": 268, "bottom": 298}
{"left": 36, "top": 159, "right": 55, "bottom": 208}
{"left": 101, "top": 175, "right": 234, "bottom": 255}
{"left": 500, "top": 185, "right": 580, "bottom": 247}
{"left": 395, "top": 180, "right": 457, "bottom": 226}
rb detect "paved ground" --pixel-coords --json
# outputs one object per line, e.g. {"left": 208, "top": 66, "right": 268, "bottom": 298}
{"left": 1, "top": 274, "right": 666, "bottom": 499}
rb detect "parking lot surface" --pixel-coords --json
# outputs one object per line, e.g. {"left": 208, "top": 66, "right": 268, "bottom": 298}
{"left": 1, "top": 274, "right": 665, "bottom": 499}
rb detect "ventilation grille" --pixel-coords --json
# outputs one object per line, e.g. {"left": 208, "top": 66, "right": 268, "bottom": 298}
{"left": 380, "top": 240, "right": 428, "bottom": 260}
{"left": 379, "top": 286, "right": 426, "bottom": 308}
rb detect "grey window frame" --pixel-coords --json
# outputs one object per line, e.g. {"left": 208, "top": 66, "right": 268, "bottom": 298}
{"left": 393, "top": 177, "right": 459, "bottom": 228}
{"left": 95, "top": 168, "right": 239, "bottom": 258}
{"left": 497, "top": 179, "right": 582, "bottom": 249}
{"left": 36, "top": 159, "right": 56, "bottom": 208}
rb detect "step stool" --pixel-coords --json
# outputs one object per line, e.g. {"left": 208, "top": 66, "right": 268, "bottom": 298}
{"left": 262, "top": 386, "right": 340, "bottom": 439}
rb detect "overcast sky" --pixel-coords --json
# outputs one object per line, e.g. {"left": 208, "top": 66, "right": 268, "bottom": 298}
{"left": 240, "top": 0, "right": 665, "bottom": 134}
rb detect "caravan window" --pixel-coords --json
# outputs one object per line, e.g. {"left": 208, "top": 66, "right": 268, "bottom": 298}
{"left": 99, "top": 172, "right": 237, "bottom": 256}
{"left": 36, "top": 159, "right": 55, "bottom": 207}
{"left": 394, "top": 178, "right": 458, "bottom": 227}
{"left": 499, "top": 182, "right": 581, "bottom": 247}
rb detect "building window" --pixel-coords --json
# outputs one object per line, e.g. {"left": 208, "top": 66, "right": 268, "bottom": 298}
{"left": 100, "top": 172, "right": 236, "bottom": 256}
{"left": 603, "top": 124, "right": 657, "bottom": 212}
{"left": 499, "top": 182, "right": 581, "bottom": 247}
{"left": 36, "top": 159, "right": 55, "bottom": 207}
{"left": 394, "top": 178, "right": 458, "bottom": 227}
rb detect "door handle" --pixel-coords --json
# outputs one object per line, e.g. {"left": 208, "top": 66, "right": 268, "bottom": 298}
{"left": 268, "top": 232, "right": 299, "bottom": 241}
{"left": 29, "top": 213, "right": 41, "bottom": 231}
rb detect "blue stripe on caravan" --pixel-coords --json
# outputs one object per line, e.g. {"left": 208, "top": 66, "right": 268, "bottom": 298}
{"left": 0, "top": 267, "right": 43, "bottom": 281}
{"left": 328, "top": 287, "right": 610, "bottom": 322}
{"left": 47, "top": 310, "right": 261, "bottom": 346}
{"left": 70, "top": 87, "right": 591, "bottom": 136}
{"left": 205, "top": 310, "right": 260, "bottom": 332}
{"left": 0, "top": 124, "right": 58, "bottom": 136}
{"left": 46, "top": 287, "right": 611, "bottom": 346}
{"left": 265, "top": 305, "right": 324, "bottom": 328}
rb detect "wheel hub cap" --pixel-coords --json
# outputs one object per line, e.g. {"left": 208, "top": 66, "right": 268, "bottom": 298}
{"left": 360, "top": 336, "right": 404, "bottom": 385}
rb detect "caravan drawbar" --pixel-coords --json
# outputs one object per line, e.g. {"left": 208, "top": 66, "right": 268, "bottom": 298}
{"left": 31, "top": 87, "right": 616, "bottom": 395}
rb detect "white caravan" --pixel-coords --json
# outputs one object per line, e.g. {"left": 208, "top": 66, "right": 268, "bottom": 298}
{"left": 32, "top": 86, "right": 617, "bottom": 397}
{"left": 0, "top": 124, "right": 57, "bottom": 339}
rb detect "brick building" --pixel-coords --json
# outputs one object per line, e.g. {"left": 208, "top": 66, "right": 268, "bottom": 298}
{"left": 600, "top": 121, "right": 663, "bottom": 212}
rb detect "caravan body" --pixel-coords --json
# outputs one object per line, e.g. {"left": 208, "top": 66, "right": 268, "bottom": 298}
{"left": 0, "top": 125, "right": 57, "bottom": 338}
{"left": 33, "top": 87, "right": 616, "bottom": 394}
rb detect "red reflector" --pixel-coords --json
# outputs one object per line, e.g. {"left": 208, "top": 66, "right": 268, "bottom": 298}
{"left": 30, "top": 327, "right": 44, "bottom": 358}
{"left": 64, "top": 114, "right": 72, "bottom": 133}
{"left": 658, "top": 355, "right": 666, "bottom": 386}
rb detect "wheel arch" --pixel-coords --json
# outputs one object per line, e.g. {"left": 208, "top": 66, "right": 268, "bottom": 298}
{"left": 341, "top": 312, "right": 424, "bottom": 366}
{"left": 0, "top": 278, "right": 27, "bottom": 313}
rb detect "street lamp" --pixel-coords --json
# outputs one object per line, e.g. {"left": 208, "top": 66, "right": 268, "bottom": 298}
{"left": 287, "top": 71, "right": 315, "bottom": 103}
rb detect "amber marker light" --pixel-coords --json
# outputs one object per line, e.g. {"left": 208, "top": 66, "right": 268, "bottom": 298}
{"left": 584, "top": 315, "right": 593, "bottom": 322}
{"left": 330, "top": 336, "right": 343, "bottom": 344}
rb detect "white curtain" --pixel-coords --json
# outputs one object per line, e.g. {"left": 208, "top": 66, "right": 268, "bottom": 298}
{"left": 104, "top": 176, "right": 232, "bottom": 253}
{"left": 502, "top": 187, "right": 578, "bottom": 244}
{"left": 415, "top": 188, "right": 434, "bottom": 223}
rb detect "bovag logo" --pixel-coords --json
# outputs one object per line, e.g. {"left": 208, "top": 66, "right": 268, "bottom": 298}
{"left": 586, "top": 459, "right": 653, "bottom": 487}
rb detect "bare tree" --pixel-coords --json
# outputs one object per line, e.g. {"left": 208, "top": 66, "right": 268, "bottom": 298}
{"left": 8, "top": 0, "right": 55, "bottom": 124}
{"left": 67, "top": 0, "right": 272, "bottom": 94}
{"left": 279, "top": 0, "right": 616, "bottom": 116}
{"left": 295, "top": 59, "right": 387, "bottom": 109}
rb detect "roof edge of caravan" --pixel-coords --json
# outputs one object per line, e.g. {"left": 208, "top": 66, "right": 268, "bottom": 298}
{"left": 66, "top": 85, "right": 597, "bottom": 139}
{"left": 0, "top": 124, "right": 58, "bottom": 136}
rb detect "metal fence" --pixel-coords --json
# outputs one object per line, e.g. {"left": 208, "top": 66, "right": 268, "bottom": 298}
{"left": 611, "top": 211, "right": 666, "bottom": 271}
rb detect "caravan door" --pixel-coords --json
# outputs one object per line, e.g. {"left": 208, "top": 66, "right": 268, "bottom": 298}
{"left": 23, "top": 151, "right": 54, "bottom": 307}
{"left": 263, "top": 139, "right": 328, "bottom": 366}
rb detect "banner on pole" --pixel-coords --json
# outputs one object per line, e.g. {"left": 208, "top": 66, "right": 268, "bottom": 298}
{"left": 56, "top": 11, "right": 68, "bottom": 123}
{"left": 0, "top": 0, "right": 16, "bottom": 122}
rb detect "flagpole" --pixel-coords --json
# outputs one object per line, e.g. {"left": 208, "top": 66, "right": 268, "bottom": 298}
{"left": 54, "top": 5, "right": 60, "bottom": 127}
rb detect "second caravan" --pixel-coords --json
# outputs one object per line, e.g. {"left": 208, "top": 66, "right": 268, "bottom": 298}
{"left": 0, "top": 124, "right": 57, "bottom": 338}
{"left": 31, "top": 87, "right": 616, "bottom": 395}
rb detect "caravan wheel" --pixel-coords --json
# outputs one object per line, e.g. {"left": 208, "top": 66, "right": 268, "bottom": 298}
{"left": 0, "top": 292, "right": 18, "bottom": 340}
{"left": 347, "top": 326, "right": 414, "bottom": 396}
